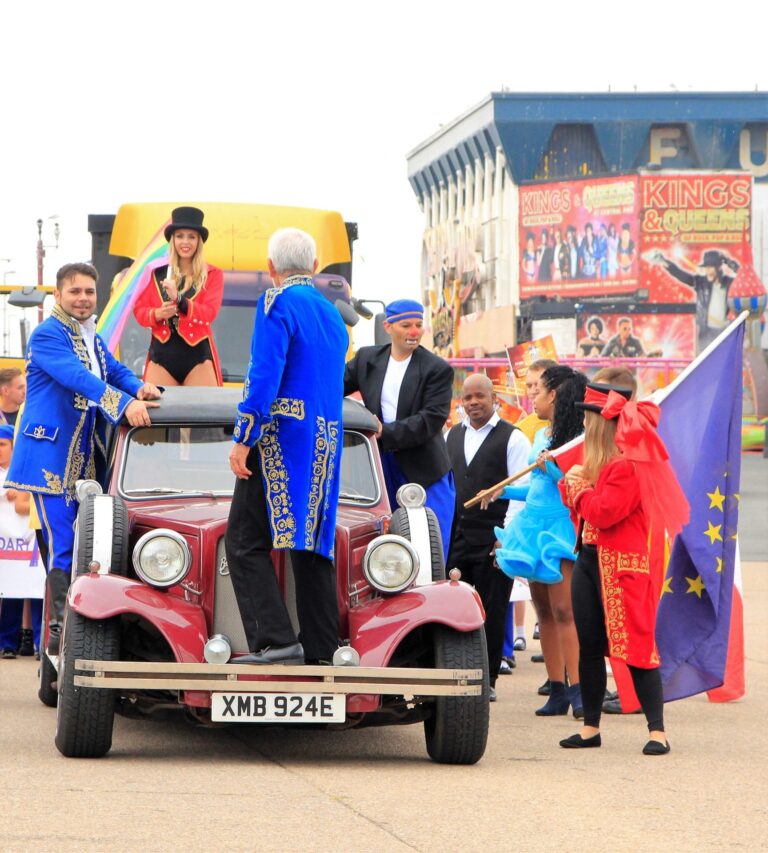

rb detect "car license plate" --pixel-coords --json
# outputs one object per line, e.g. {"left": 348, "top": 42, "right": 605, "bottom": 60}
{"left": 211, "top": 692, "right": 345, "bottom": 723}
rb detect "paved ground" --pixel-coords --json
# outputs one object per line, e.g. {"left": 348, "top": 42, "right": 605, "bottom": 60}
{"left": 738, "top": 452, "right": 767, "bottom": 561}
{"left": 0, "top": 454, "right": 765, "bottom": 852}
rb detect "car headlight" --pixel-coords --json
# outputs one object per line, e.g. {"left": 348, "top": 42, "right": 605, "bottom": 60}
{"left": 363, "top": 534, "right": 420, "bottom": 594}
{"left": 75, "top": 479, "right": 103, "bottom": 503}
{"left": 132, "top": 529, "right": 191, "bottom": 589}
{"left": 396, "top": 483, "right": 426, "bottom": 509}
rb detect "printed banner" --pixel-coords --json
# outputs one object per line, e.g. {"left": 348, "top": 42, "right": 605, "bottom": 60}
{"left": 519, "top": 176, "right": 640, "bottom": 299}
{"left": 574, "top": 312, "right": 695, "bottom": 361}
{"left": 638, "top": 172, "right": 753, "bottom": 352}
{"left": 449, "top": 364, "right": 523, "bottom": 427}
{"left": 506, "top": 335, "right": 559, "bottom": 378}
{"left": 0, "top": 545, "right": 45, "bottom": 599}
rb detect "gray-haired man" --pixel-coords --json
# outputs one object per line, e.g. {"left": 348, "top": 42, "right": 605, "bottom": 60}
{"left": 225, "top": 228, "right": 349, "bottom": 665}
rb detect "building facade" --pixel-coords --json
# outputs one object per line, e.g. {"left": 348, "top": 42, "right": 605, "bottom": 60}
{"left": 407, "top": 92, "right": 768, "bottom": 357}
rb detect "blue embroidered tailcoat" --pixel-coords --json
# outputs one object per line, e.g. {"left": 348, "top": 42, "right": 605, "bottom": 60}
{"left": 7, "top": 305, "right": 143, "bottom": 497}
{"left": 233, "top": 276, "right": 348, "bottom": 558}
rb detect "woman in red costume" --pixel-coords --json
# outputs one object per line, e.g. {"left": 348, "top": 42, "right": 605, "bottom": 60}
{"left": 133, "top": 206, "right": 224, "bottom": 386}
{"left": 558, "top": 368, "right": 689, "bottom": 755}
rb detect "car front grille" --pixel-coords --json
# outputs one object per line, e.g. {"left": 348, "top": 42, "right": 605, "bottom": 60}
{"left": 213, "top": 538, "right": 248, "bottom": 653}
{"left": 212, "top": 539, "right": 300, "bottom": 654}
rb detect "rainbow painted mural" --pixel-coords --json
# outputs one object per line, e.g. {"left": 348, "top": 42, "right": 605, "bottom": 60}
{"left": 96, "top": 223, "right": 169, "bottom": 352}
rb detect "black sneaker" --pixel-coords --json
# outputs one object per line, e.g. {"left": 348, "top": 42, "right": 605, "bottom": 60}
{"left": 532, "top": 622, "right": 540, "bottom": 640}
{"left": 1, "top": 648, "right": 17, "bottom": 659}
{"left": 18, "top": 629, "right": 34, "bottom": 657}
{"left": 537, "top": 678, "right": 551, "bottom": 696}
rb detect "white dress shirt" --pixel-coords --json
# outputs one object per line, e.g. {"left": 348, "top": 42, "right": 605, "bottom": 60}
{"left": 453, "top": 411, "right": 532, "bottom": 527}
{"left": 380, "top": 355, "right": 411, "bottom": 424}
{"left": 78, "top": 316, "right": 103, "bottom": 406}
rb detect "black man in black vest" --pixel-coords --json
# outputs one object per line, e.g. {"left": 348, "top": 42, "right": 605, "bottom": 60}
{"left": 446, "top": 373, "right": 531, "bottom": 701}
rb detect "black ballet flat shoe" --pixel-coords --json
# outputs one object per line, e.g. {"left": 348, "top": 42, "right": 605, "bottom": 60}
{"left": 559, "top": 732, "right": 602, "bottom": 749}
{"left": 642, "top": 739, "right": 671, "bottom": 755}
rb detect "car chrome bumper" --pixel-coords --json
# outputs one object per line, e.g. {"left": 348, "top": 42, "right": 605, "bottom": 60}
{"left": 73, "top": 660, "right": 483, "bottom": 696}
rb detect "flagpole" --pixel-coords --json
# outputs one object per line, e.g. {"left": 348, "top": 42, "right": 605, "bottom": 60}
{"left": 650, "top": 312, "right": 749, "bottom": 406}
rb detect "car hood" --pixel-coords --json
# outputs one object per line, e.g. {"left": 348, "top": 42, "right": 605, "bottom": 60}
{"left": 127, "top": 499, "right": 381, "bottom": 536}
{"left": 129, "top": 499, "right": 231, "bottom": 536}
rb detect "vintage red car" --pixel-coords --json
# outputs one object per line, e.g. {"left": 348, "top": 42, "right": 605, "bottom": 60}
{"left": 41, "top": 387, "right": 490, "bottom": 764}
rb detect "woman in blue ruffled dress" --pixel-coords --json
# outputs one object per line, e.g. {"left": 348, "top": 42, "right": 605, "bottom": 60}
{"left": 484, "top": 365, "right": 587, "bottom": 716}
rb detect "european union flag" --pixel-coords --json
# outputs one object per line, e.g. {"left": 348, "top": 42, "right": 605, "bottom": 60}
{"left": 655, "top": 319, "right": 745, "bottom": 700}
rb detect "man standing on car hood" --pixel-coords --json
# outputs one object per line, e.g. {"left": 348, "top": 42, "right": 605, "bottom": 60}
{"left": 226, "top": 228, "right": 348, "bottom": 665}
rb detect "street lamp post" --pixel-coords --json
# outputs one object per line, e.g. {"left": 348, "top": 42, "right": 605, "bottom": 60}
{"left": 36, "top": 216, "right": 59, "bottom": 322}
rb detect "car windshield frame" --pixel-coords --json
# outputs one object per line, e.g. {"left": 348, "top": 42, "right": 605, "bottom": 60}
{"left": 116, "top": 424, "right": 381, "bottom": 506}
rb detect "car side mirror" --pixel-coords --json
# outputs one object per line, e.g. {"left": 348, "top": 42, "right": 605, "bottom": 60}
{"left": 334, "top": 299, "right": 359, "bottom": 327}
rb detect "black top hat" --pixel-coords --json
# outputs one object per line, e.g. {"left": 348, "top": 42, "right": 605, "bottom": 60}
{"left": 164, "top": 206, "right": 209, "bottom": 243}
{"left": 700, "top": 250, "right": 723, "bottom": 268}
{"left": 576, "top": 382, "right": 633, "bottom": 415}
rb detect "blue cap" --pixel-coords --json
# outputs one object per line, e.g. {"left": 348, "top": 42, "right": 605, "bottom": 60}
{"left": 385, "top": 299, "right": 424, "bottom": 323}
{"left": 0, "top": 425, "right": 14, "bottom": 441}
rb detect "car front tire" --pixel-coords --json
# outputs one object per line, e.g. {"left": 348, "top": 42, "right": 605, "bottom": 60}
{"left": 424, "top": 625, "right": 489, "bottom": 765}
{"left": 55, "top": 608, "right": 120, "bottom": 758}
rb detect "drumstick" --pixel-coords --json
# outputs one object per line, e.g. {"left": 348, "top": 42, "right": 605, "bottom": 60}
{"left": 463, "top": 460, "right": 539, "bottom": 509}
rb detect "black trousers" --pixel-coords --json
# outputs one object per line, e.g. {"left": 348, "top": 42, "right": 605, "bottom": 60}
{"left": 447, "top": 533, "right": 513, "bottom": 686}
{"left": 224, "top": 446, "right": 339, "bottom": 661}
{"left": 571, "top": 545, "right": 664, "bottom": 731}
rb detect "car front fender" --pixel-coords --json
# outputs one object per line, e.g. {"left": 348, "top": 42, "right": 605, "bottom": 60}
{"left": 67, "top": 573, "right": 208, "bottom": 664}
{"left": 348, "top": 579, "right": 485, "bottom": 668}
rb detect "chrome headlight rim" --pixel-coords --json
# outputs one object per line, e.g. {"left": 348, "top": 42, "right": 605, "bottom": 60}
{"left": 363, "top": 534, "right": 420, "bottom": 594}
{"left": 75, "top": 478, "right": 104, "bottom": 503}
{"left": 395, "top": 482, "right": 427, "bottom": 509}
{"left": 132, "top": 529, "right": 191, "bottom": 589}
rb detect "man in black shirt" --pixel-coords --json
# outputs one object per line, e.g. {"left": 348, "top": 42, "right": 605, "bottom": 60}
{"left": 601, "top": 317, "right": 647, "bottom": 358}
{"left": 0, "top": 368, "right": 26, "bottom": 426}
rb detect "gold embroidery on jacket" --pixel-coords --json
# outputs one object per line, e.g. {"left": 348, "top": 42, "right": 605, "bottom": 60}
{"left": 263, "top": 275, "right": 313, "bottom": 316}
{"left": 270, "top": 397, "right": 305, "bottom": 421}
{"left": 234, "top": 412, "right": 255, "bottom": 444}
{"left": 99, "top": 388, "right": 122, "bottom": 420}
{"left": 52, "top": 304, "right": 81, "bottom": 334}
{"left": 259, "top": 419, "right": 295, "bottom": 549}
{"left": 43, "top": 470, "right": 63, "bottom": 493}
{"left": 304, "top": 418, "right": 339, "bottom": 551}
{"left": 324, "top": 420, "right": 339, "bottom": 559}
{"left": 597, "top": 546, "right": 629, "bottom": 661}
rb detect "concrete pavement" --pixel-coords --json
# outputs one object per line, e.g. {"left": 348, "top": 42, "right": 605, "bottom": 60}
{"left": 0, "top": 454, "right": 765, "bottom": 852}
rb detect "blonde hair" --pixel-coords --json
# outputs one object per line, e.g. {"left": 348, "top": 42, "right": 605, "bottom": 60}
{"left": 168, "top": 233, "right": 208, "bottom": 295}
{"left": 582, "top": 367, "right": 637, "bottom": 483}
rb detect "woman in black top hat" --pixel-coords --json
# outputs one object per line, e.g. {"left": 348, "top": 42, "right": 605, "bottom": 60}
{"left": 134, "top": 206, "right": 224, "bottom": 386}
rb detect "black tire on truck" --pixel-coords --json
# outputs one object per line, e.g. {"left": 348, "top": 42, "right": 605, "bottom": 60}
{"left": 389, "top": 506, "right": 445, "bottom": 581}
{"left": 55, "top": 608, "right": 120, "bottom": 758}
{"left": 424, "top": 625, "right": 489, "bottom": 765}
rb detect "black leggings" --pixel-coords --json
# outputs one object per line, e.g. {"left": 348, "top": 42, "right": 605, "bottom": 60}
{"left": 571, "top": 545, "right": 664, "bottom": 732}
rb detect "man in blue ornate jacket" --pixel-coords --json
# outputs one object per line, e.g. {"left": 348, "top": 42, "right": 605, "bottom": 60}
{"left": 7, "top": 262, "right": 161, "bottom": 654}
{"left": 226, "top": 229, "right": 348, "bottom": 665}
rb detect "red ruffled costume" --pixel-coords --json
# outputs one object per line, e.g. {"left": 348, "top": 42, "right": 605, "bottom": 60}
{"left": 564, "top": 460, "right": 659, "bottom": 668}
{"left": 133, "top": 264, "right": 224, "bottom": 384}
{"left": 561, "top": 390, "right": 689, "bottom": 708}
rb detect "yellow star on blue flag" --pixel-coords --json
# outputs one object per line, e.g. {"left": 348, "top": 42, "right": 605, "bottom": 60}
{"left": 707, "top": 486, "right": 725, "bottom": 511}
{"left": 704, "top": 521, "right": 723, "bottom": 545}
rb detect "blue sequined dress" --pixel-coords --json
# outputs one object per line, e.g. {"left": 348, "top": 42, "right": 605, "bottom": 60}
{"left": 493, "top": 427, "right": 577, "bottom": 584}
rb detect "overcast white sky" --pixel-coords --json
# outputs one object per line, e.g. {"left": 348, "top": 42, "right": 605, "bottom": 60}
{"left": 1, "top": 0, "right": 766, "bottom": 345}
